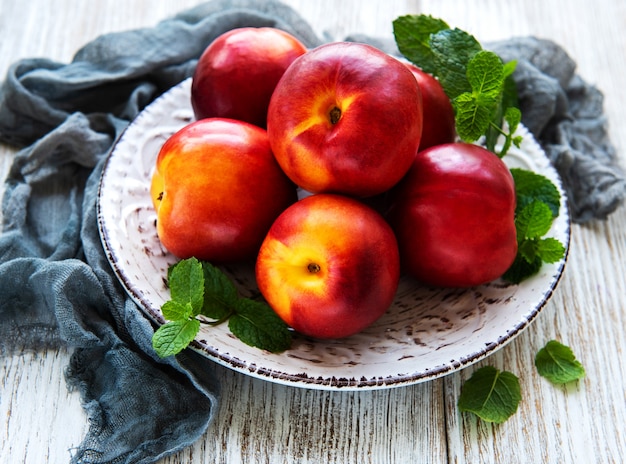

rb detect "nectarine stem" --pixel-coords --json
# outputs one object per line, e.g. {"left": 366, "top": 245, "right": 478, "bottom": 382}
{"left": 329, "top": 106, "right": 341, "bottom": 125}
{"left": 307, "top": 263, "right": 321, "bottom": 274}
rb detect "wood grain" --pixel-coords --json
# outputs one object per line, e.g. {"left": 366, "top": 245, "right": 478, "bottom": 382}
{"left": 1, "top": 1, "right": 625, "bottom": 463}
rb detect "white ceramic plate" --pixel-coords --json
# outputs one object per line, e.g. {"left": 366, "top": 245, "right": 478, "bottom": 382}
{"left": 97, "top": 77, "right": 570, "bottom": 391}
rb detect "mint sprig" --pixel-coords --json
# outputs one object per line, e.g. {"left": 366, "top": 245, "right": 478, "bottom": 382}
{"left": 458, "top": 366, "right": 522, "bottom": 424}
{"left": 503, "top": 169, "right": 566, "bottom": 284}
{"left": 535, "top": 340, "right": 585, "bottom": 384}
{"left": 152, "top": 257, "right": 292, "bottom": 357}
{"left": 511, "top": 167, "right": 561, "bottom": 217}
{"left": 394, "top": 15, "right": 567, "bottom": 284}
{"left": 458, "top": 341, "right": 585, "bottom": 423}
{"left": 393, "top": 14, "right": 520, "bottom": 157}
{"left": 391, "top": 14, "right": 450, "bottom": 75}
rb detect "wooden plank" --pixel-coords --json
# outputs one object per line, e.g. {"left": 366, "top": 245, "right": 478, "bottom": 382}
{"left": 1, "top": 1, "right": 625, "bottom": 463}
{"left": 0, "top": 348, "right": 87, "bottom": 463}
{"left": 420, "top": 1, "right": 626, "bottom": 462}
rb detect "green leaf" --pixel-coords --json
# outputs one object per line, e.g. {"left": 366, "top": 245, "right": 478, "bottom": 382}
{"left": 454, "top": 91, "right": 498, "bottom": 142}
{"left": 161, "top": 300, "right": 193, "bottom": 321}
{"left": 168, "top": 258, "right": 204, "bottom": 315}
{"left": 502, "top": 253, "right": 543, "bottom": 284}
{"left": 153, "top": 258, "right": 293, "bottom": 356}
{"left": 502, "top": 59, "right": 517, "bottom": 78}
{"left": 501, "top": 168, "right": 565, "bottom": 284}
{"left": 201, "top": 261, "right": 239, "bottom": 320}
{"left": 535, "top": 340, "right": 585, "bottom": 384}
{"left": 467, "top": 50, "right": 504, "bottom": 95}
{"left": 492, "top": 106, "right": 522, "bottom": 158}
{"left": 501, "top": 72, "right": 520, "bottom": 117}
{"left": 535, "top": 237, "right": 566, "bottom": 263}
{"left": 430, "top": 28, "right": 483, "bottom": 100}
{"left": 510, "top": 168, "right": 561, "bottom": 218}
{"left": 515, "top": 200, "right": 554, "bottom": 241}
{"left": 458, "top": 366, "right": 522, "bottom": 424}
{"left": 518, "top": 238, "right": 540, "bottom": 263}
{"left": 392, "top": 14, "right": 523, "bottom": 161}
{"left": 152, "top": 319, "right": 200, "bottom": 358}
{"left": 228, "top": 298, "right": 292, "bottom": 353}
{"left": 504, "top": 106, "right": 521, "bottom": 134}
{"left": 392, "top": 14, "right": 449, "bottom": 74}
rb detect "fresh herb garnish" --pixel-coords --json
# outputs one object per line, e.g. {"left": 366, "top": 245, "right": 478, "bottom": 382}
{"left": 393, "top": 14, "right": 521, "bottom": 157}
{"left": 503, "top": 169, "right": 566, "bottom": 283}
{"left": 458, "top": 366, "right": 522, "bottom": 423}
{"left": 152, "top": 257, "right": 292, "bottom": 358}
{"left": 535, "top": 340, "right": 586, "bottom": 384}
{"left": 393, "top": 14, "right": 566, "bottom": 284}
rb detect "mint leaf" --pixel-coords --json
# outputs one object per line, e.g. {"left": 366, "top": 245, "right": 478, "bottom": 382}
{"left": 393, "top": 14, "right": 523, "bottom": 158}
{"left": 518, "top": 239, "right": 541, "bottom": 263}
{"left": 152, "top": 319, "right": 200, "bottom": 358}
{"left": 452, "top": 51, "right": 507, "bottom": 143}
{"left": 168, "top": 257, "right": 204, "bottom": 316}
{"left": 494, "top": 106, "right": 523, "bottom": 157}
{"left": 458, "top": 366, "right": 521, "bottom": 424}
{"left": 503, "top": 59, "right": 517, "bottom": 78}
{"left": 504, "top": 106, "right": 521, "bottom": 135}
{"left": 161, "top": 300, "right": 193, "bottom": 321}
{"left": 502, "top": 253, "right": 543, "bottom": 284}
{"left": 502, "top": 169, "right": 565, "bottom": 283}
{"left": 504, "top": 199, "right": 565, "bottom": 283}
{"left": 535, "top": 340, "right": 585, "bottom": 384}
{"left": 454, "top": 91, "right": 498, "bottom": 142}
{"left": 510, "top": 168, "right": 561, "bottom": 217}
{"left": 467, "top": 50, "right": 504, "bottom": 95}
{"left": 201, "top": 261, "right": 238, "bottom": 320}
{"left": 515, "top": 200, "right": 554, "bottom": 241}
{"left": 509, "top": 199, "right": 565, "bottom": 282}
{"left": 518, "top": 237, "right": 564, "bottom": 265}
{"left": 228, "top": 298, "right": 292, "bottom": 353}
{"left": 392, "top": 14, "right": 449, "bottom": 75}
{"left": 430, "top": 28, "right": 482, "bottom": 100}
{"left": 152, "top": 257, "right": 293, "bottom": 358}
{"left": 535, "top": 237, "right": 566, "bottom": 263}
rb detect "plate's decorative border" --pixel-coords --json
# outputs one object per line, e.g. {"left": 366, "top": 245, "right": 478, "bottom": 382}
{"left": 97, "top": 78, "right": 570, "bottom": 391}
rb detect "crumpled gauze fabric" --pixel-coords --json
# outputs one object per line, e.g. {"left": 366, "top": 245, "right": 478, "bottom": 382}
{"left": 0, "top": 2, "right": 624, "bottom": 464}
{"left": 0, "top": 1, "right": 320, "bottom": 463}
{"left": 489, "top": 37, "right": 626, "bottom": 222}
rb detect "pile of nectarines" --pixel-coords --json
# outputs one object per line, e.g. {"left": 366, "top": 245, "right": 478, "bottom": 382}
{"left": 150, "top": 27, "right": 517, "bottom": 339}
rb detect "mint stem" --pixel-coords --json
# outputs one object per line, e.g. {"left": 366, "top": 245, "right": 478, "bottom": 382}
{"left": 200, "top": 308, "right": 235, "bottom": 326}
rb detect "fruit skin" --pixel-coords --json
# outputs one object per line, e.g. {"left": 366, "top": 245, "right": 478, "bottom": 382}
{"left": 255, "top": 194, "right": 400, "bottom": 339}
{"left": 387, "top": 143, "right": 517, "bottom": 287}
{"left": 405, "top": 63, "right": 457, "bottom": 151}
{"left": 151, "top": 118, "right": 298, "bottom": 263}
{"left": 191, "top": 27, "right": 307, "bottom": 128}
{"left": 267, "top": 42, "right": 423, "bottom": 198}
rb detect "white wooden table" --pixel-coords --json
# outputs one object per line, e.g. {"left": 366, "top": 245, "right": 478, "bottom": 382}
{"left": 1, "top": 1, "right": 625, "bottom": 462}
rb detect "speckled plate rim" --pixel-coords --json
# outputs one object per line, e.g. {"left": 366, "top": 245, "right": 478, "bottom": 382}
{"left": 97, "top": 77, "right": 571, "bottom": 391}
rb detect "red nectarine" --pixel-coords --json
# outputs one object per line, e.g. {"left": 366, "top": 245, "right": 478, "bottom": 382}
{"left": 267, "top": 42, "right": 423, "bottom": 198}
{"left": 256, "top": 194, "right": 400, "bottom": 339}
{"left": 151, "top": 118, "right": 298, "bottom": 263}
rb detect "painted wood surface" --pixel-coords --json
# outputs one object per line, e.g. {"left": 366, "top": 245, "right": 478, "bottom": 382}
{"left": 1, "top": 1, "right": 625, "bottom": 462}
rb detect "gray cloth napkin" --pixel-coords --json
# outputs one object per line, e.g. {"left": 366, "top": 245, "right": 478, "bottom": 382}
{"left": 0, "top": 2, "right": 321, "bottom": 463}
{"left": 0, "top": 1, "right": 624, "bottom": 463}
{"left": 489, "top": 37, "right": 626, "bottom": 223}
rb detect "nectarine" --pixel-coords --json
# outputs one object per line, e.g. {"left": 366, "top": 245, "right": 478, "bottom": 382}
{"left": 267, "top": 42, "right": 423, "bottom": 198}
{"left": 256, "top": 194, "right": 400, "bottom": 339}
{"left": 405, "top": 63, "right": 456, "bottom": 151}
{"left": 387, "top": 143, "right": 517, "bottom": 287}
{"left": 191, "top": 27, "right": 307, "bottom": 128}
{"left": 151, "top": 118, "right": 297, "bottom": 263}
